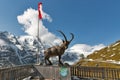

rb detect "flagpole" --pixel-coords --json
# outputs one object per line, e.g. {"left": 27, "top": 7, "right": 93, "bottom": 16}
{"left": 36, "top": 2, "right": 41, "bottom": 64}
{"left": 37, "top": 2, "right": 43, "bottom": 64}
{"left": 36, "top": 16, "right": 39, "bottom": 64}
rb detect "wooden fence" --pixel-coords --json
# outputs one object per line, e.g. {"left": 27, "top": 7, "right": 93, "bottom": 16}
{"left": 71, "top": 66, "right": 120, "bottom": 80}
{"left": 0, "top": 65, "right": 120, "bottom": 80}
{"left": 0, "top": 65, "right": 34, "bottom": 80}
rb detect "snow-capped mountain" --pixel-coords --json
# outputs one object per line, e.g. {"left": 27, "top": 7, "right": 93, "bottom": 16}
{"left": 0, "top": 31, "right": 105, "bottom": 67}
{"left": 0, "top": 31, "right": 39, "bottom": 67}
{"left": 0, "top": 31, "right": 66, "bottom": 67}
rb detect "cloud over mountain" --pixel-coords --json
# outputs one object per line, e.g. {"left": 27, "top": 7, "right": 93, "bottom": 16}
{"left": 68, "top": 44, "right": 105, "bottom": 57}
{"left": 17, "top": 8, "right": 61, "bottom": 46}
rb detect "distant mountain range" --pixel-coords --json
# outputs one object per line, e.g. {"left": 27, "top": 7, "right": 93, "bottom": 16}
{"left": 0, "top": 31, "right": 106, "bottom": 67}
{"left": 0, "top": 31, "right": 80, "bottom": 67}
{"left": 75, "top": 40, "right": 120, "bottom": 68}
{"left": 0, "top": 31, "right": 37, "bottom": 67}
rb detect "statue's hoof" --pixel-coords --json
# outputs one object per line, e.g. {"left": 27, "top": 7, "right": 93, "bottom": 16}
{"left": 58, "top": 63, "right": 64, "bottom": 66}
{"left": 64, "top": 63, "right": 70, "bottom": 67}
{"left": 48, "top": 63, "right": 53, "bottom": 65}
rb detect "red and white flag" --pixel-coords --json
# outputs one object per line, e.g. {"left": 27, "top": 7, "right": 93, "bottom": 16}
{"left": 38, "top": 2, "right": 42, "bottom": 19}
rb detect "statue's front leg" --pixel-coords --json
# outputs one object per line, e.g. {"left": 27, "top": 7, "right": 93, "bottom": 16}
{"left": 59, "top": 56, "right": 63, "bottom": 65}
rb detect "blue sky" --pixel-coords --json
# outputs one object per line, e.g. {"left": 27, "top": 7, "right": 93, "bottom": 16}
{"left": 0, "top": 0, "right": 120, "bottom": 46}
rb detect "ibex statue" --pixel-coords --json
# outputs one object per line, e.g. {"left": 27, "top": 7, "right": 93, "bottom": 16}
{"left": 44, "top": 30, "right": 74, "bottom": 65}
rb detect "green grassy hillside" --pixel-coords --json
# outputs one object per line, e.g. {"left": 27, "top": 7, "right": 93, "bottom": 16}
{"left": 75, "top": 40, "right": 120, "bottom": 68}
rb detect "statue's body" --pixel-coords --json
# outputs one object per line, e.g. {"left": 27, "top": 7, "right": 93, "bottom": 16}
{"left": 44, "top": 31, "right": 74, "bottom": 65}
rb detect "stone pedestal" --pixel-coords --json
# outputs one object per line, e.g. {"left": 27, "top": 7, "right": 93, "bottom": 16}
{"left": 33, "top": 65, "right": 71, "bottom": 80}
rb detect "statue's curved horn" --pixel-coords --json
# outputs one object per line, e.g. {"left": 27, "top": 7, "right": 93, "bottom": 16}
{"left": 57, "top": 30, "right": 67, "bottom": 41}
{"left": 69, "top": 33, "right": 74, "bottom": 43}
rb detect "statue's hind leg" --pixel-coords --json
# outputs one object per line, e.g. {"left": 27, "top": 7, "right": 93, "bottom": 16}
{"left": 47, "top": 58, "right": 52, "bottom": 65}
{"left": 45, "top": 56, "right": 52, "bottom": 65}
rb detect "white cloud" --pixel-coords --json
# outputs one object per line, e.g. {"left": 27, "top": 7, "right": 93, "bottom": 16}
{"left": 91, "top": 44, "right": 105, "bottom": 52}
{"left": 68, "top": 44, "right": 105, "bottom": 57}
{"left": 17, "top": 8, "right": 61, "bottom": 45}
